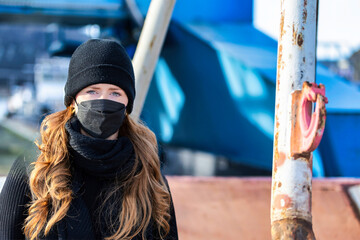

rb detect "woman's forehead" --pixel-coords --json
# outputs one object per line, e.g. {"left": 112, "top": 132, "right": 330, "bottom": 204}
{"left": 84, "top": 83, "right": 124, "bottom": 91}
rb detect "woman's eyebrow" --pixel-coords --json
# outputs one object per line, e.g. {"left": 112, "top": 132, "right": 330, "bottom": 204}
{"left": 88, "top": 86, "right": 101, "bottom": 90}
{"left": 108, "top": 88, "right": 122, "bottom": 91}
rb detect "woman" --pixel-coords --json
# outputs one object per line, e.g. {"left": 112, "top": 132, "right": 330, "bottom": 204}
{"left": 0, "top": 39, "right": 178, "bottom": 240}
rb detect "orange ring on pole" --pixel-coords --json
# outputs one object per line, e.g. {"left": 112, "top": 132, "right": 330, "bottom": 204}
{"left": 299, "top": 83, "right": 328, "bottom": 153}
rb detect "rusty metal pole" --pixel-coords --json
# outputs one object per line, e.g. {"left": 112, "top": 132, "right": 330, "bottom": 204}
{"left": 131, "top": 0, "right": 176, "bottom": 120}
{"left": 271, "top": 0, "right": 328, "bottom": 239}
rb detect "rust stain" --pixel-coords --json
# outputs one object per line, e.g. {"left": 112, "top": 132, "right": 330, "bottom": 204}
{"left": 274, "top": 130, "right": 279, "bottom": 172}
{"left": 318, "top": 100, "right": 327, "bottom": 130}
{"left": 297, "top": 33, "right": 304, "bottom": 47}
{"left": 302, "top": 184, "right": 311, "bottom": 193}
{"left": 292, "top": 23, "right": 296, "bottom": 45}
{"left": 274, "top": 194, "right": 292, "bottom": 209}
{"left": 278, "top": 151, "right": 287, "bottom": 168}
{"left": 303, "top": 0, "right": 308, "bottom": 23}
{"left": 303, "top": 81, "right": 311, "bottom": 88}
{"left": 278, "top": 182, "right": 282, "bottom": 188}
{"left": 149, "top": 35, "right": 156, "bottom": 49}
{"left": 274, "top": 147, "right": 279, "bottom": 162}
{"left": 308, "top": 154, "right": 313, "bottom": 171}
{"left": 275, "top": 105, "right": 280, "bottom": 127}
{"left": 273, "top": 103, "right": 281, "bottom": 172}
{"left": 292, "top": 152, "right": 311, "bottom": 160}
{"left": 271, "top": 218, "right": 315, "bottom": 239}
{"left": 278, "top": 45, "right": 283, "bottom": 67}
{"left": 280, "top": 11, "right": 285, "bottom": 40}
{"left": 272, "top": 179, "right": 277, "bottom": 194}
{"left": 276, "top": 44, "right": 283, "bottom": 91}
{"left": 290, "top": 91, "right": 302, "bottom": 156}
{"left": 303, "top": 9, "right": 308, "bottom": 24}
{"left": 292, "top": 23, "right": 304, "bottom": 47}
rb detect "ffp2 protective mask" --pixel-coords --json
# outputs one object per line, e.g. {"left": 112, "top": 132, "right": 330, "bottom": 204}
{"left": 76, "top": 99, "right": 126, "bottom": 139}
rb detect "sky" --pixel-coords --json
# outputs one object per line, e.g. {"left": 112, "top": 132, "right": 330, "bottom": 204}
{"left": 254, "top": 0, "right": 360, "bottom": 61}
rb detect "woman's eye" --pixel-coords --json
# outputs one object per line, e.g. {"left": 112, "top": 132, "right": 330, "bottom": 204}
{"left": 86, "top": 90, "right": 96, "bottom": 95}
{"left": 111, "top": 92, "right": 121, "bottom": 97}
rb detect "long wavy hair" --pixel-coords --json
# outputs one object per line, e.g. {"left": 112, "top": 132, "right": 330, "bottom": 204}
{"left": 24, "top": 106, "right": 171, "bottom": 240}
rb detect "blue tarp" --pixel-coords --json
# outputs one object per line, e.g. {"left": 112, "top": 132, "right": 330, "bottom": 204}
{"left": 136, "top": 0, "right": 253, "bottom": 23}
{"left": 185, "top": 22, "right": 360, "bottom": 112}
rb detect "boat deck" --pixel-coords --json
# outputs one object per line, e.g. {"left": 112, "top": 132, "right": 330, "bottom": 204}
{"left": 167, "top": 176, "right": 360, "bottom": 240}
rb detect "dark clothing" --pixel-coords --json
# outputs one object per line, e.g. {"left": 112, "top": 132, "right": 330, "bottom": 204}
{"left": 0, "top": 118, "right": 178, "bottom": 240}
{"left": 67, "top": 116, "right": 136, "bottom": 179}
{"left": 0, "top": 157, "right": 31, "bottom": 240}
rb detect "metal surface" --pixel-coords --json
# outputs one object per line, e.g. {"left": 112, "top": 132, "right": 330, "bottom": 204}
{"left": 271, "top": 0, "right": 323, "bottom": 239}
{"left": 132, "top": 0, "right": 176, "bottom": 120}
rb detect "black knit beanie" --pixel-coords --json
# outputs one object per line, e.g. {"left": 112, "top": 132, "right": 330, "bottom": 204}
{"left": 64, "top": 39, "right": 136, "bottom": 113}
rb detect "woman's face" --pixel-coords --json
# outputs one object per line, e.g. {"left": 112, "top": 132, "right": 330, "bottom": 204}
{"left": 73, "top": 83, "right": 129, "bottom": 140}
{"left": 73, "top": 83, "right": 128, "bottom": 112}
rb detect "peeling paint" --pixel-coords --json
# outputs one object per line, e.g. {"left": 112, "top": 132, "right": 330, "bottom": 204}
{"left": 274, "top": 194, "right": 292, "bottom": 209}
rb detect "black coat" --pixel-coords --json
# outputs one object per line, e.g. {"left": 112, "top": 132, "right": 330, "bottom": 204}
{"left": 0, "top": 157, "right": 178, "bottom": 240}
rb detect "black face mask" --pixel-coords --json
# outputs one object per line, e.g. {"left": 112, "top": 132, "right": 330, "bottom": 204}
{"left": 76, "top": 99, "right": 126, "bottom": 139}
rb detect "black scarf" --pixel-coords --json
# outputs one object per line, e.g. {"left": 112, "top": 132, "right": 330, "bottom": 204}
{"left": 65, "top": 116, "right": 135, "bottom": 179}
{"left": 47, "top": 117, "right": 137, "bottom": 239}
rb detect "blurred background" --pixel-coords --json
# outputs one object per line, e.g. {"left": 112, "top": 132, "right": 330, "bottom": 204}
{"left": 0, "top": 0, "right": 359, "bottom": 177}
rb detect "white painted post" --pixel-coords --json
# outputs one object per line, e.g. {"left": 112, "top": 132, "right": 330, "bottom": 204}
{"left": 131, "top": 0, "right": 176, "bottom": 120}
{"left": 271, "top": 0, "right": 318, "bottom": 238}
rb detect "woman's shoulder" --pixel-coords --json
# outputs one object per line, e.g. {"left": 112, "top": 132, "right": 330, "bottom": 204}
{"left": 1, "top": 155, "right": 33, "bottom": 195}
{"left": 0, "top": 156, "right": 32, "bottom": 240}
{"left": 7, "top": 155, "right": 32, "bottom": 179}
